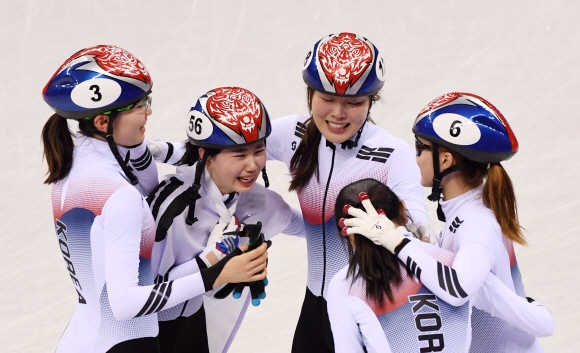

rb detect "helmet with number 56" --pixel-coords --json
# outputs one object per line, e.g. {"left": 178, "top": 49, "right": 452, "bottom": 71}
{"left": 42, "top": 44, "right": 152, "bottom": 120}
{"left": 186, "top": 87, "right": 272, "bottom": 149}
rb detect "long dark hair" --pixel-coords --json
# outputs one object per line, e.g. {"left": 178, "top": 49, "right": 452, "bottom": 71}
{"left": 335, "top": 178, "right": 411, "bottom": 306}
{"left": 289, "top": 88, "right": 378, "bottom": 192}
{"left": 42, "top": 115, "right": 99, "bottom": 184}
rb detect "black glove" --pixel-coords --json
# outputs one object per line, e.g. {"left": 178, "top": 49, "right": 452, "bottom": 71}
{"left": 214, "top": 222, "right": 271, "bottom": 305}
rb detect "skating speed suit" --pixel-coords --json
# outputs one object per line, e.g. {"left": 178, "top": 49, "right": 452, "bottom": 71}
{"left": 394, "top": 185, "right": 548, "bottom": 352}
{"left": 147, "top": 162, "right": 304, "bottom": 352}
{"left": 52, "top": 135, "right": 214, "bottom": 353}
{"left": 328, "top": 238, "right": 553, "bottom": 353}
{"left": 267, "top": 114, "right": 428, "bottom": 351}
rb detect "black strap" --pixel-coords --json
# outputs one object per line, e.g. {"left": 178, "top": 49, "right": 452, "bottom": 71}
{"left": 436, "top": 201, "right": 446, "bottom": 222}
{"left": 103, "top": 111, "right": 138, "bottom": 185}
{"left": 185, "top": 154, "right": 208, "bottom": 226}
{"left": 427, "top": 144, "right": 467, "bottom": 202}
{"left": 261, "top": 166, "right": 270, "bottom": 188}
{"left": 340, "top": 120, "right": 366, "bottom": 150}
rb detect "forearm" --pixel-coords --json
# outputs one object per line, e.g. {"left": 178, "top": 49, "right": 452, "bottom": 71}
{"left": 397, "top": 239, "right": 490, "bottom": 306}
{"left": 474, "top": 274, "right": 554, "bottom": 337}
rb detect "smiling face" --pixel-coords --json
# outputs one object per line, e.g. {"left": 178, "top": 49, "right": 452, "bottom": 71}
{"left": 310, "top": 90, "right": 370, "bottom": 143}
{"left": 111, "top": 98, "right": 152, "bottom": 147}
{"left": 205, "top": 141, "right": 267, "bottom": 195}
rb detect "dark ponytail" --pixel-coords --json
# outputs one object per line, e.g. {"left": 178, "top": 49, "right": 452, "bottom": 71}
{"left": 42, "top": 114, "right": 75, "bottom": 184}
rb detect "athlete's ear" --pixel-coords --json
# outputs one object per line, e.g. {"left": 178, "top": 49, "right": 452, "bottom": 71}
{"left": 439, "top": 151, "right": 454, "bottom": 171}
{"left": 93, "top": 115, "right": 109, "bottom": 134}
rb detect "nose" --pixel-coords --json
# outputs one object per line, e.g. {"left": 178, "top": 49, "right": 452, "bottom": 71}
{"left": 146, "top": 107, "right": 153, "bottom": 116}
{"left": 244, "top": 155, "right": 259, "bottom": 173}
{"left": 331, "top": 101, "right": 346, "bottom": 120}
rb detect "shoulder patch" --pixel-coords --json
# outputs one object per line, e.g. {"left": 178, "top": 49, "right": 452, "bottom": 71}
{"left": 294, "top": 121, "right": 307, "bottom": 139}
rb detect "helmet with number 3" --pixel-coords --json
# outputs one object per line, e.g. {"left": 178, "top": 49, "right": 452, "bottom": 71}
{"left": 186, "top": 87, "right": 272, "bottom": 149}
{"left": 42, "top": 45, "right": 152, "bottom": 120}
{"left": 302, "top": 32, "right": 386, "bottom": 97}
{"left": 412, "top": 92, "right": 519, "bottom": 164}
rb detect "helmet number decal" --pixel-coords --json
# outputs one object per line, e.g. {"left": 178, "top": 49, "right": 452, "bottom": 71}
{"left": 303, "top": 50, "right": 313, "bottom": 70}
{"left": 190, "top": 116, "right": 202, "bottom": 134}
{"left": 71, "top": 78, "right": 121, "bottom": 109}
{"left": 433, "top": 113, "right": 481, "bottom": 145}
{"left": 449, "top": 120, "right": 462, "bottom": 137}
{"left": 89, "top": 85, "right": 102, "bottom": 102}
{"left": 186, "top": 109, "right": 213, "bottom": 141}
{"left": 375, "top": 55, "right": 386, "bottom": 82}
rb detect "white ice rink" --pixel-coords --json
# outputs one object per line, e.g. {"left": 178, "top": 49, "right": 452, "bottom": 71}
{"left": 1, "top": 1, "right": 579, "bottom": 352}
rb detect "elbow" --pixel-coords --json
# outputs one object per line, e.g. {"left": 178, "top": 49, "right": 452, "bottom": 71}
{"left": 535, "top": 316, "right": 555, "bottom": 337}
{"left": 446, "top": 296, "right": 470, "bottom": 307}
{"left": 109, "top": 298, "right": 138, "bottom": 321}
{"left": 111, "top": 306, "right": 134, "bottom": 321}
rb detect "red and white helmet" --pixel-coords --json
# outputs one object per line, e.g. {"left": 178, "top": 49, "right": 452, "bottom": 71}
{"left": 302, "top": 32, "right": 385, "bottom": 97}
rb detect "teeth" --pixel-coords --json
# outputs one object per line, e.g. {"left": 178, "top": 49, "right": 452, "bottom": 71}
{"left": 239, "top": 177, "right": 254, "bottom": 182}
{"left": 328, "top": 121, "right": 347, "bottom": 129}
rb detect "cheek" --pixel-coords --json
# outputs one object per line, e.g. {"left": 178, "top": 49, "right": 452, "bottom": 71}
{"left": 348, "top": 106, "right": 368, "bottom": 125}
{"left": 256, "top": 154, "right": 267, "bottom": 169}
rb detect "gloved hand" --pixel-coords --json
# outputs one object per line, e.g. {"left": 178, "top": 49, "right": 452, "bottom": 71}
{"left": 199, "top": 216, "right": 242, "bottom": 268}
{"left": 340, "top": 192, "right": 406, "bottom": 253}
{"left": 213, "top": 225, "right": 271, "bottom": 306}
{"left": 229, "top": 278, "right": 269, "bottom": 306}
{"left": 407, "top": 222, "right": 440, "bottom": 246}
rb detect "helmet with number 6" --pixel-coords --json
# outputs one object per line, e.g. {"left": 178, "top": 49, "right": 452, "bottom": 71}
{"left": 412, "top": 92, "right": 518, "bottom": 164}
{"left": 42, "top": 45, "right": 152, "bottom": 120}
{"left": 186, "top": 87, "right": 272, "bottom": 149}
{"left": 302, "top": 32, "right": 385, "bottom": 97}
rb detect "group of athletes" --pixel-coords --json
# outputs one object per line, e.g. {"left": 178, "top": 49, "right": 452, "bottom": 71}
{"left": 41, "top": 32, "right": 553, "bottom": 353}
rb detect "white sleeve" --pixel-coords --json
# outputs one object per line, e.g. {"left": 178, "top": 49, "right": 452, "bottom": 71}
{"left": 103, "top": 186, "right": 206, "bottom": 321}
{"left": 281, "top": 207, "right": 306, "bottom": 238}
{"left": 385, "top": 145, "right": 429, "bottom": 224}
{"left": 119, "top": 142, "right": 159, "bottom": 196}
{"left": 397, "top": 231, "right": 494, "bottom": 306}
{"left": 166, "top": 257, "right": 202, "bottom": 281}
{"left": 267, "top": 115, "right": 303, "bottom": 166}
{"left": 146, "top": 139, "right": 186, "bottom": 165}
{"left": 328, "top": 277, "right": 392, "bottom": 353}
{"left": 474, "top": 274, "right": 554, "bottom": 337}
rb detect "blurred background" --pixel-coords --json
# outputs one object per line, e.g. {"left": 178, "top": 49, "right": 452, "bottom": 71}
{"left": 1, "top": 1, "right": 578, "bottom": 351}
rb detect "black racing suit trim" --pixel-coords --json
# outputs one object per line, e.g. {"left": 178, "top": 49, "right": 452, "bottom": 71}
{"left": 320, "top": 140, "right": 336, "bottom": 297}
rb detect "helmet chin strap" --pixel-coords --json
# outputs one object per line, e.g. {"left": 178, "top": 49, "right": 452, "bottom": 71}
{"left": 101, "top": 111, "right": 138, "bottom": 185}
{"left": 340, "top": 119, "right": 367, "bottom": 150}
{"left": 261, "top": 166, "right": 270, "bottom": 188}
{"left": 185, "top": 153, "right": 208, "bottom": 226}
{"left": 428, "top": 145, "right": 467, "bottom": 222}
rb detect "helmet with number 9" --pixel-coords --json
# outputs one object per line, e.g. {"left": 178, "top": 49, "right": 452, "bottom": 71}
{"left": 186, "top": 87, "right": 272, "bottom": 149}
{"left": 42, "top": 45, "right": 153, "bottom": 120}
{"left": 412, "top": 92, "right": 519, "bottom": 164}
{"left": 302, "top": 32, "right": 386, "bottom": 97}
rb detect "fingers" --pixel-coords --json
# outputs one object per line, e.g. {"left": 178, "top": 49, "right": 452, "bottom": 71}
{"left": 358, "top": 192, "right": 379, "bottom": 217}
{"left": 344, "top": 205, "right": 371, "bottom": 219}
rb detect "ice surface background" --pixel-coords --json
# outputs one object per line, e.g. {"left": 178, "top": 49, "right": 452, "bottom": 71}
{"left": 1, "top": 1, "right": 578, "bottom": 352}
